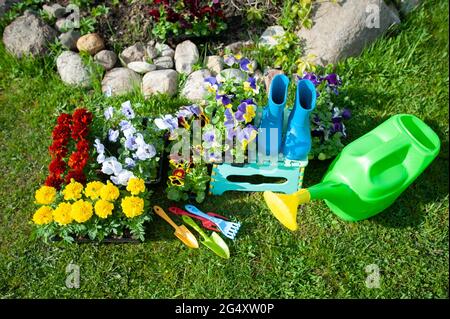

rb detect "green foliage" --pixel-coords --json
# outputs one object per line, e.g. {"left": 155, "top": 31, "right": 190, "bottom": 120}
{"left": 79, "top": 16, "right": 96, "bottom": 35}
{"left": 245, "top": 6, "right": 265, "bottom": 24}
{"left": 244, "top": 31, "right": 307, "bottom": 75}
{"left": 150, "top": 1, "right": 227, "bottom": 40}
{"left": 69, "top": 0, "right": 95, "bottom": 9}
{"left": 279, "top": 0, "right": 313, "bottom": 31}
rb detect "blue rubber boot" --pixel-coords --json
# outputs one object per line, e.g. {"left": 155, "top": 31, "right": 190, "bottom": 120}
{"left": 259, "top": 74, "right": 290, "bottom": 156}
{"left": 283, "top": 79, "right": 317, "bottom": 161}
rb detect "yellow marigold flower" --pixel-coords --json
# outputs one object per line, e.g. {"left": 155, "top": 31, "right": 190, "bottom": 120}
{"left": 53, "top": 202, "right": 73, "bottom": 225}
{"left": 100, "top": 181, "right": 120, "bottom": 201}
{"left": 94, "top": 199, "right": 114, "bottom": 219}
{"left": 121, "top": 196, "right": 144, "bottom": 218}
{"left": 62, "top": 179, "right": 84, "bottom": 201}
{"left": 70, "top": 200, "right": 93, "bottom": 223}
{"left": 84, "top": 181, "right": 104, "bottom": 200}
{"left": 126, "top": 177, "right": 146, "bottom": 195}
{"left": 32, "top": 206, "right": 53, "bottom": 225}
{"left": 35, "top": 185, "right": 57, "bottom": 205}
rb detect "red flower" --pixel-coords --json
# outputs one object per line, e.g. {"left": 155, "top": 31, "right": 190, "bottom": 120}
{"left": 173, "top": 168, "right": 186, "bottom": 179}
{"left": 71, "top": 108, "right": 92, "bottom": 140}
{"left": 149, "top": 9, "right": 160, "bottom": 20}
{"left": 68, "top": 150, "right": 89, "bottom": 170}
{"left": 45, "top": 174, "right": 63, "bottom": 189}
{"left": 56, "top": 113, "right": 72, "bottom": 126}
{"left": 49, "top": 158, "right": 67, "bottom": 177}
{"left": 65, "top": 169, "right": 86, "bottom": 185}
{"left": 199, "top": 5, "right": 213, "bottom": 16}
{"left": 166, "top": 8, "right": 180, "bottom": 23}
{"left": 76, "top": 139, "right": 90, "bottom": 153}
{"left": 49, "top": 142, "right": 68, "bottom": 158}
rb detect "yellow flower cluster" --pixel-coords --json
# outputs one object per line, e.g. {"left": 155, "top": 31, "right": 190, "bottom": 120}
{"left": 33, "top": 178, "right": 147, "bottom": 227}
{"left": 35, "top": 186, "right": 56, "bottom": 205}
{"left": 62, "top": 179, "right": 84, "bottom": 201}
{"left": 121, "top": 196, "right": 144, "bottom": 218}
{"left": 53, "top": 202, "right": 73, "bottom": 225}
{"left": 100, "top": 181, "right": 120, "bottom": 201}
{"left": 33, "top": 206, "right": 53, "bottom": 225}
{"left": 71, "top": 200, "right": 93, "bottom": 223}
{"left": 94, "top": 199, "right": 114, "bottom": 219}
{"left": 84, "top": 181, "right": 104, "bottom": 200}
{"left": 126, "top": 177, "right": 146, "bottom": 195}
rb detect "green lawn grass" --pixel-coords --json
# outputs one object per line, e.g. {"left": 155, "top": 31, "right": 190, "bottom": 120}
{"left": 0, "top": 1, "right": 448, "bottom": 298}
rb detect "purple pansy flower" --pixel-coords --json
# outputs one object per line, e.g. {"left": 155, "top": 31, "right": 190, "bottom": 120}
{"left": 125, "top": 136, "right": 137, "bottom": 150}
{"left": 224, "top": 108, "right": 235, "bottom": 128}
{"left": 203, "top": 130, "right": 216, "bottom": 143}
{"left": 234, "top": 102, "right": 248, "bottom": 122}
{"left": 342, "top": 108, "right": 352, "bottom": 120}
{"left": 239, "top": 58, "right": 252, "bottom": 72}
{"left": 104, "top": 106, "right": 114, "bottom": 120}
{"left": 108, "top": 129, "right": 119, "bottom": 142}
{"left": 224, "top": 55, "right": 237, "bottom": 66}
{"left": 299, "top": 72, "right": 321, "bottom": 86}
{"left": 216, "top": 93, "right": 232, "bottom": 107}
{"left": 121, "top": 101, "right": 135, "bottom": 119}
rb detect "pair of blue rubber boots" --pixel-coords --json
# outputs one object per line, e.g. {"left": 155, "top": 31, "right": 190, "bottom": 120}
{"left": 259, "top": 74, "right": 317, "bottom": 161}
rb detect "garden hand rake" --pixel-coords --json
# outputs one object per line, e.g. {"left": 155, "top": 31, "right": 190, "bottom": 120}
{"left": 184, "top": 205, "right": 241, "bottom": 240}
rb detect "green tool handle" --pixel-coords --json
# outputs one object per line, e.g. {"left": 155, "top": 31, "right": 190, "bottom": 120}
{"left": 182, "top": 215, "right": 209, "bottom": 240}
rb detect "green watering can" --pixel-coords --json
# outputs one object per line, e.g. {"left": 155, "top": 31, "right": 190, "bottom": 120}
{"left": 264, "top": 114, "right": 441, "bottom": 230}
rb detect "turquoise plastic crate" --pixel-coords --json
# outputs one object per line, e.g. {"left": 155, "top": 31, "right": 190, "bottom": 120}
{"left": 209, "top": 161, "right": 307, "bottom": 195}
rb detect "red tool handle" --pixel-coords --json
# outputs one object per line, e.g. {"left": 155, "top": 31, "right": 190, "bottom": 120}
{"left": 168, "top": 207, "right": 220, "bottom": 232}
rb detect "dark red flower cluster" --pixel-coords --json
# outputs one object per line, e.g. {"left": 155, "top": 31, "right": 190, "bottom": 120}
{"left": 45, "top": 108, "right": 92, "bottom": 189}
{"left": 148, "top": 0, "right": 225, "bottom": 32}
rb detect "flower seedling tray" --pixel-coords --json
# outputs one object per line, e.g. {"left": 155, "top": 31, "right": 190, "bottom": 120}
{"left": 209, "top": 161, "right": 307, "bottom": 195}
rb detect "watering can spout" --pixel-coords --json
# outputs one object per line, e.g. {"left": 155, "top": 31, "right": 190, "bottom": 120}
{"left": 263, "top": 181, "right": 354, "bottom": 230}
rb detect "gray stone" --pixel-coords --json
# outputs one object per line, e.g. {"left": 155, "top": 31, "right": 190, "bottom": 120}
{"left": 120, "top": 43, "right": 146, "bottom": 65}
{"left": 154, "top": 56, "right": 174, "bottom": 69}
{"left": 400, "top": 0, "right": 420, "bottom": 15}
{"left": 146, "top": 45, "right": 158, "bottom": 60}
{"left": 43, "top": 3, "right": 66, "bottom": 19}
{"left": 156, "top": 42, "right": 175, "bottom": 57}
{"left": 174, "top": 40, "right": 199, "bottom": 75}
{"left": 56, "top": 51, "right": 91, "bottom": 87}
{"left": 181, "top": 69, "right": 211, "bottom": 102}
{"left": 94, "top": 50, "right": 117, "bottom": 71}
{"left": 127, "top": 61, "right": 156, "bottom": 74}
{"left": 259, "top": 26, "right": 285, "bottom": 48}
{"left": 217, "top": 68, "right": 247, "bottom": 82}
{"left": 102, "top": 68, "right": 142, "bottom": 96}
{"left": 205, "top": 55, "right": 223, "bottom": 76}
{"left": 296, "top": 0, "right": 400, "bottom": 66}
{"left": 55, "top": 12, "right": 79, "bottom": 32}
{"left": 2, "top": 11, "right": 57, "bottom": 58}
{"left": 76, "top": 33, "right": 105, "bottom": 55}
{"left": 142, "top": 69, "right": 178, "bottom": 97}
{"left": 58, "top": 29, "right": 80, "bottom": 50}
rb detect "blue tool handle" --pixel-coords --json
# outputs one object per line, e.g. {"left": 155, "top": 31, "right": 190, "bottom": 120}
{"left": 184, "top": 205, "right": 219, "bottom": 224}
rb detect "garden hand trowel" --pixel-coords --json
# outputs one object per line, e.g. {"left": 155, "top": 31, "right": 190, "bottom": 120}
{"left": 182, "top": 215, "right": 230, "bottom": 259}
{"left": 153, "top": 206, "right": 199, "bottom": 248}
